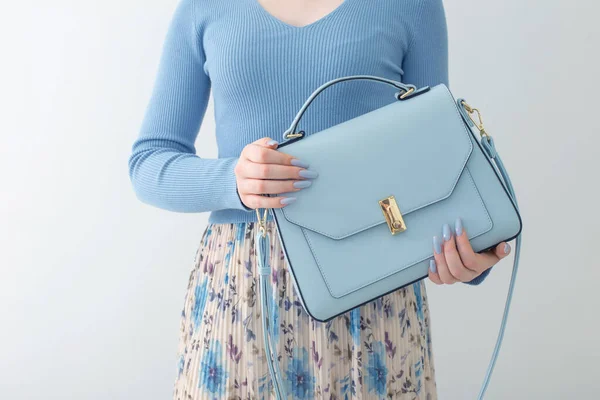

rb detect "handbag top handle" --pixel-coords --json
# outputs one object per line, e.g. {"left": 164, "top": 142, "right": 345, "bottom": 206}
{"left": 282, "top": 75, "right": 419, "bottom": 140}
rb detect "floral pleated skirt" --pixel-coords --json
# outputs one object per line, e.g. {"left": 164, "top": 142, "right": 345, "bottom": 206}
{"left": 172, "top": 221, "right": 437, "bottom": 400}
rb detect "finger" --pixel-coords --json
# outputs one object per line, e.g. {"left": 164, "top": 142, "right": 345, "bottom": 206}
{"left": 442, "top": 223, "right": 478, "bottom": 282}
{"left": 428, "top": 259, "right": 444, "bottom": 285}
{"left": 454, "top": 217, "right": 485, "bottom": 274}
{"left": 239, "top": 178, "right": 311, "bottom": 195}
{"left": 432, "top": 235, "right": 457, "bottom": 284}
{"left": 496, "top": 242, "right": 511, "bottom": 259}
{"left": 240, "top": 194, "right": 297, "bottom": 209}
{"left": 455, "top": 218, "right": 509, "bottom": 274}
{"left": 254, "top": 137, "right": 280, "bottom": 148}
{"left": 247, "top": 139, "right": 311, "bottom": 170}
{"left": 242, "top": 161, "right": 315, "bottom": 180}
{"left": 243, "top": 144, "right": 296, "bottom": 166}
{"left": 467, "top": 246, "right": 503, "bottom": 277}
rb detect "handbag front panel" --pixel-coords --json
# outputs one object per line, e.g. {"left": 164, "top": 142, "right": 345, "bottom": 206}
{"left": 271, "top": 85, "right": 521, "bottom": 321}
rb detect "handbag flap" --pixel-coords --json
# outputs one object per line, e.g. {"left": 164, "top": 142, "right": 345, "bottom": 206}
{"left": 279, "top": 85, "right": 473, "bottom": 239}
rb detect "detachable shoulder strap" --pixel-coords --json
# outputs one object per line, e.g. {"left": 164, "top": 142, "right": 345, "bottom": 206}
{"left": 256, "top": 228, "right": 288, "bottom": 398}
{"left": 475, "top": 131, "right": 522, "bottom": 399}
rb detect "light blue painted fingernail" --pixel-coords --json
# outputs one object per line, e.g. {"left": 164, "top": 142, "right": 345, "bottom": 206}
{"left": 442, "top": 224, "right": 452, "bottom": 242}
{"left": 433, "top": 236, "right": 442, "bottom": 254}
{"left": 267, "top": 139, "right": 278, "bottom": 146}
{"left": 429, "top": 259, "right": 437, "bottom": 273}
{"left": 280, "top": 197, "right": 296, "bottom": 205}
{"left": 299, "top": 169, "right": 318, "bottom": 179}
{"left": 455, "top": 217, "right": 463, "bottom": 236}
{"left": 504, "top": 243, "right": 511, "bottom": 254}
{"left": 291, "top": 158, "right": 310, "bottom": 168}
{"left": 293, "top": 180, "right": 312, "bottom": 189}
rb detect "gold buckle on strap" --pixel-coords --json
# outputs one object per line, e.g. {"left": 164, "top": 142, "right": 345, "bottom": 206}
{"left": 461, "top": 101, "right": 490, "bottom": 139}
{"left": 398, "top": 87, "right": 415, "bottom": 100}
{"left": 256, "top": 208, "right": 268, "bottom": 237}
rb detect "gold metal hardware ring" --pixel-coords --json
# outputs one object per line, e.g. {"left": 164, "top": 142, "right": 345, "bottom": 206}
{"left": 461, "top": 100, "right": 490, "bottom": 139}
{"left": 256, "top": 208, "right": 268, "bottom": 237}
{"left": 283, "top": 130, "right": 305, "bottom": 140}
{"left": 399, "top": 87, "right": 415, "bottom": 100}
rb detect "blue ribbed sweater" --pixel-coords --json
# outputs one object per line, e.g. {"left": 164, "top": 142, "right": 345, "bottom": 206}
{"left": 128, "top": 0, "right": 449, "bottom": 222}
{"left": 127, "top": 0, "right": 493, "bottom": 285}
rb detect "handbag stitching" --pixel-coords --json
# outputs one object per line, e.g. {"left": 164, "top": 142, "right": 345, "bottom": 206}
{"left": 300, "top": 167, "right": 493, "bottom": 298}
{"left": 280, "top": 84, "right": 475, "bottom": 239}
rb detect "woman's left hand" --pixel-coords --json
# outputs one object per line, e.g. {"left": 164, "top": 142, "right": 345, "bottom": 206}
{"left": 428, "top": 217, "right": 511, "bottom": 285}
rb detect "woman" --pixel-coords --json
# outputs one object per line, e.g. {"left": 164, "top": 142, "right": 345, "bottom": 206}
{"left": 128, "top": 0, "right": 512, "bottom": 398}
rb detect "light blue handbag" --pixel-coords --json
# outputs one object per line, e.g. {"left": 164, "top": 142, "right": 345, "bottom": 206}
{"left": 254, "top": 75, "right": 522, "bottom": 399}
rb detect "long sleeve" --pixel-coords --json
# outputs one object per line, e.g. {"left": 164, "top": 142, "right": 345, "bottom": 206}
{"left": 127, "top": 0, "right": 250, "bottom": 213}
{"left": 402, "top": 0, "right": 491, "bottom": 285}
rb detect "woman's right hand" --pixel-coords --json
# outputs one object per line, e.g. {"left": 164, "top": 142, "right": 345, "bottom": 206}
{"left": 234, "top": 137, "right": 318, "bottom": 209}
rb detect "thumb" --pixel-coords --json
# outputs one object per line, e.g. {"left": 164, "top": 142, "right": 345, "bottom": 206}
{"left": 494, "top": 242, "right": 511, "bottom": 259}
{"left": 256, "top": 137, "right": 279, "bottom": 148}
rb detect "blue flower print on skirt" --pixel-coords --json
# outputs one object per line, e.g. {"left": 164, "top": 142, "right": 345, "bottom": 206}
{"left": 347, "top": 306, "right": 361, "bottom": 345}
{"left": 199, "top": 340, "right": 228, "bottom": 396}
{"left": 366, "top": 341, "right": 388, "bottom": 396}
{"left": 191, "top": 278, "right": 208, "bottom": 329}
{"left": 172, "top": 222, "right": 437, "bottom": 399}
{"left": 285, "top": 347, "right": 315, "bottom": 399}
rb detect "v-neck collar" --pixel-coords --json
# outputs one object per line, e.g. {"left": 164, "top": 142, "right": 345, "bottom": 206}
{"left": 251, "top": 0, "right": 354, "bottom": 30}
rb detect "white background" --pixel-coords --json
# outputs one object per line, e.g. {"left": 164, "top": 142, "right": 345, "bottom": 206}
{"left": 1, "top": 0, "right": 598, "bottom": 399}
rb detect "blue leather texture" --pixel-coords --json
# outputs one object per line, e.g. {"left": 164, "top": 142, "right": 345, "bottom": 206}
{"left": 271, "top": 83, "right": 521, "bottom": 321}
{"left": 257, "top": 75, "right": 523, "bottom": 400}
{"left": 280, "top": 85, "right": 474, "bottom": 240}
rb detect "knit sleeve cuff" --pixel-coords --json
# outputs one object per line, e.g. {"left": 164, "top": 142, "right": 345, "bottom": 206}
{"left": 223, "top": 157, "right": 253, "bottom": 211}
{"left": 463, "top": 267, "right": 493, "bottom": 286}
{"left": 236, "top": 187, "right": 253, "bottom": 211}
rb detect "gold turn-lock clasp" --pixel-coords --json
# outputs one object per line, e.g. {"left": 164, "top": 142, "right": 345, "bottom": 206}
{"left": 379, "top": 195, "right": 407, "bottom": 235}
